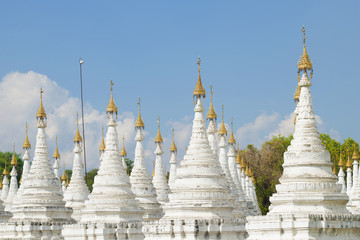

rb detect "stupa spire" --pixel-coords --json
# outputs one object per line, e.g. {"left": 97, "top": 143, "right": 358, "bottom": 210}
{"left": 106, "top": 80, "right": 118, "bottom": 118}
{"left": 53, "top": 136, "right": 60, "bottom": 178}
{"left": 64, "top": 115, "right": 90, "bottom": 221}
{"left": 152, "top": 117, "right": 170, "bottom": 204}
{"left": 99, "top": 127, "right": 106, "bottom": 155}
{"left": 169, "top": 128, "right": 177, "bottom": 190}
{"left": 22, "top": 123, "right": 31, "bottom": 149}
{"left": 130, "top": 100, "right": 163, "bottom": 220}
{"left": 193, "top": 57, "right": 206, "bottom": 104}
{"left": 206, "top": 85, "right": 219, "bottom": 156}
{"left": 218, "top": 105, "right": 227, "bottom": 136}
{"left": 36, "top": 88, "right": 46, "bottom": 120}
{"left": 135, "top": 97, "right": 145, "bottom": 129}
{"left": 228, "top": 117, "right": 236, "bottom": 144}
{"left": 120, "top": 136, "right": 127, "bottom": 172}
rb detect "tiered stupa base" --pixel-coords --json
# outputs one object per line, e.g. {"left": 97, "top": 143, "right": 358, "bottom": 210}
{"left": 246, "top": 213, "right": 360, "bottom": 240}
{"left": 143, "top": 218, "right": 247, "bottom": 240}
{"left": 62, "top": 222, "right": 144, "bottom": 240}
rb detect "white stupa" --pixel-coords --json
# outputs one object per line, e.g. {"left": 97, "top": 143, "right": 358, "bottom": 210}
{"left": 99, "top": 127, "right": 106, "bottom": 161}
{"left": 4, "top": 88, "right": 74, "bottom": 239}
{"left": 63, "top": 80, "right": 144, "bottom": 240}
{"left": 338, "top": 154, "right": 347, "bottom": 193}
{"left": 246, "top": 28, "right": 360, "bottom": 239}
{"left": 350, "top": 150, "right": 360, "bottom": 213}
{"left": 63, "top": 114, "right": 90, "bottom": 221}
{"left": 4, "top": 145, "right": 19, "bottom": 211}
{"left": 144, "top": 59, "right": 247, "bottom": 239}
{"left": 152, "top": 117, "right": 170, "bottom": 205}
{"left": 11, "top": 123, "right": 32, "bottom": 210}
{"left": 129, "top": 98, "right": 163, "bottom": 221}
{"left": 168, "top": 129, "right": 178, "bottom": 191}
{"left": 0, "top": 164, "right": 9, "bottom": 202}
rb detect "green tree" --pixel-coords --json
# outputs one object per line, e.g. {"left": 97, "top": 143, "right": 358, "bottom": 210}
{"left": 65, "top": 169, "right": 72, "bottom": 182}
{"left": 125, "top": 157, "right": 134, "bottom": 176}
{"left": 86, "top": 168, "right": 98, "bottom": 192}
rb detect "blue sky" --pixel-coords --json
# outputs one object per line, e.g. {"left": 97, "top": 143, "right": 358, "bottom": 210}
{"left": 0, "top": 1, "right": 359, "bottom": 171}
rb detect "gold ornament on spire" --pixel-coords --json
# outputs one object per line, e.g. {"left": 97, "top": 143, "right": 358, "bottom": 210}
{"left": 11, "top": 143, "right": 18, "bottom": 166}
{"left": 240, "top": 156, "right": 246, "bottom": 169}
{"left": 135, "top": 97, "right": 145, "bottom": 129}
{"left": 23, "top": 122, "right": 31, "bottom": 149}
{"left": 106, "top": 80, "right": 118, "bottom": 117}
{"left": 74, "top": 112, "right": 83, "bottom": 143}
{"left": 332, "top": 163, "right": 337, "bottom": 175}
{"left": 61, "top": 162, "right": 68, "bottom": 181}
{"left": 218, "top": 105, "right": 227, "bottom": 136}
{"left": 36, "top": 88, "right": 47, "bottom": 119}
{"left": 206, "top": 85, "right": 217, "bottom": 120}
{"left": 120, "top": 136, "right": 127, "bottom": 157}
{"left": 236, "top": 145, "right": 241, "bottom": 164}
{"left": 346, "top": 150, "right": 352, "bottom": 168}
{"left": 53, "top": 136, "right": 60, "bottom": 159}
{"left": 352, "top": 145, "right": 360, "bottom": 160}
{"left": 297, "top": 27, "right": 313, "bottom": 81}
{"left": 154, "top": 116, "right": 163, "bottom": 143}
{"left": 338, "top": 151, "right": 344, "bottom": 169}
{"left": 228, "top": 117, "right": 236, "bottom": 144}
{"left": 193, "top": 58, "right": 206, "bottom": 103}
{"left": 170, "top": 128, "right": 177, "bottom": 152}
{"left": 2, "top": 157, "right": 8, "bottom": 175}
{"left": 99, "top": 127, "right": 106, "bottom": 152}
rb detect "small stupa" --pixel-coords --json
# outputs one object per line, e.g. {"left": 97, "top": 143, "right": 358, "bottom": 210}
{"left": 53, "top": 136, "right": 61, "bottom": 179}
{"left": 152, "top": 117, "right": 170, "bottom": 204}
{"left": 120, "top": 136, "right": 128, "bottom": 172}
{"left": 206, "top": 85, "right": 219, "bottom": 157}
{"left": 63, "top": 80, "right": 144, "bottom": 240}
{"left": 168, "top": 128, "right": 178, "bottom": 191}
{"left": 4, "top": 144, "right": 19, "bottom": 211}
{"left": 63, "top": 113, "right": 90, "bottom": 221}
{"left": 0, "top": 161, "right": 9, "bottom": 202}
{"left": 129, "top": 97, "right": 163, "bottom": 222}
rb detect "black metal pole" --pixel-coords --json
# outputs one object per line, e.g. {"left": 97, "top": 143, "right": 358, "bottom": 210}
{"left": 80, "top": 59, "right": 88, "bottom": 183}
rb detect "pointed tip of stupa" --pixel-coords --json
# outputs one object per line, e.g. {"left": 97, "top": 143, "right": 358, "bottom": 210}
{"left": 120, "top": 136, "right": 127, "bottom": 157}
{"left": 106, "top": 80, "right": 118, "bottom": 115}
{"left": 170, "top": 129, "right": 177, "bottom": 152}
{"left": 206, "top": 85, "right": 217, "bottom": 120}
{"left": 193, "top": 58, "right": 206, "bottom": 99}
{"left": 36, "top": 88, "right": 47, "bottom": 119}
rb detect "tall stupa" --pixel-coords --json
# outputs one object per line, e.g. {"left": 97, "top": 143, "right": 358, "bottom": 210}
{"left": 144, "top": 58, "right": 247, "bottom": 239}
{"left": 3, "top": 88, "right": 75, "bottom": 239}
{"left": 62, "top": 80, "right": 144, "bottom": 240}
{"left": 246, "top": 27, "right": 360, "bottom": 239}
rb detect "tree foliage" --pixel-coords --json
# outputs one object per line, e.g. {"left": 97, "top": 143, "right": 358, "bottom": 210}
{"left": 0, "top": 151, "right": 23, "bottom": 184}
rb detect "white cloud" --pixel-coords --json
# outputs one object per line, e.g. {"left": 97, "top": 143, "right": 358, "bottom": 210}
{"left": 267, "top": 113, "right": 295, "bottom": 140}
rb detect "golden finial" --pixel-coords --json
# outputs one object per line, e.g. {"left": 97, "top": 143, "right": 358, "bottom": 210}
{"left": 206, "top": 85, "right": 217, "bottom": 120}
{"left": 228, "top": 117, "right": 236, "bottom": 144}
{"left": 352, "top": 145, "right": 360, "bottom": 160}
{"left": 106, "top": 80, "right": 118, "bottom": 117}
{"left": 170, "top": 128, "right": 177, "bottom": 152}
{"left": 120, "top": 135, "right": 127, "bottom": 157}
{"left": 36, "top": 88, "right": 47, "bottom": 119}
{"left": 11, "top": 143, "right": 17, "bottom": 166}
{"left": 154, "top": 116, "right": 163, "bottom": 143}
{"left": 193, "top": 57, "right": 206, "bottom": 103}
{"left": 346, "top": 150, "right": 353, "bottom": 168}
{"left": 152, "top": 160, "right": 155, "bottom": 178}
{"left": 74, "top": 112, "right": 83, "bottom": 143}
{"left": 61, "top": 162, "right": 68, "bottom": 181}
{"left": 53, "top": 136, "right": 60, "bottom": 159}
{"left": 2, "top": 157, "right": 8, "bottom": 175}
{"left": 135, "top": 97, "right": 145, "bottom": 129}
{"left": 240, "top": 156, "right": 246, "bottom": 169}
{"left": 218, "top": 105, "right": 227, "bottom": 136}
{"left": 99, "top": 127, "right": 106, "bottom": 152}
{"left": 0, "top": 177, "right": 3, "bottom": 189}
{"left": 236, "top": 145, "right": 241, "bottom": 164}
{"left": 245, "top": 164, "right": 249, "bottom": 176}
{"left": 297, "top": 26, "right": 313, "bottom": 81}
{"left": 23, "top": 123, "right": 31, "bottom": 149}
{"left": 332, "top": 163, "right": 337, "bottom": 175}
{"left": 338, "top": 150, "right": 344, "bottom": 169}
